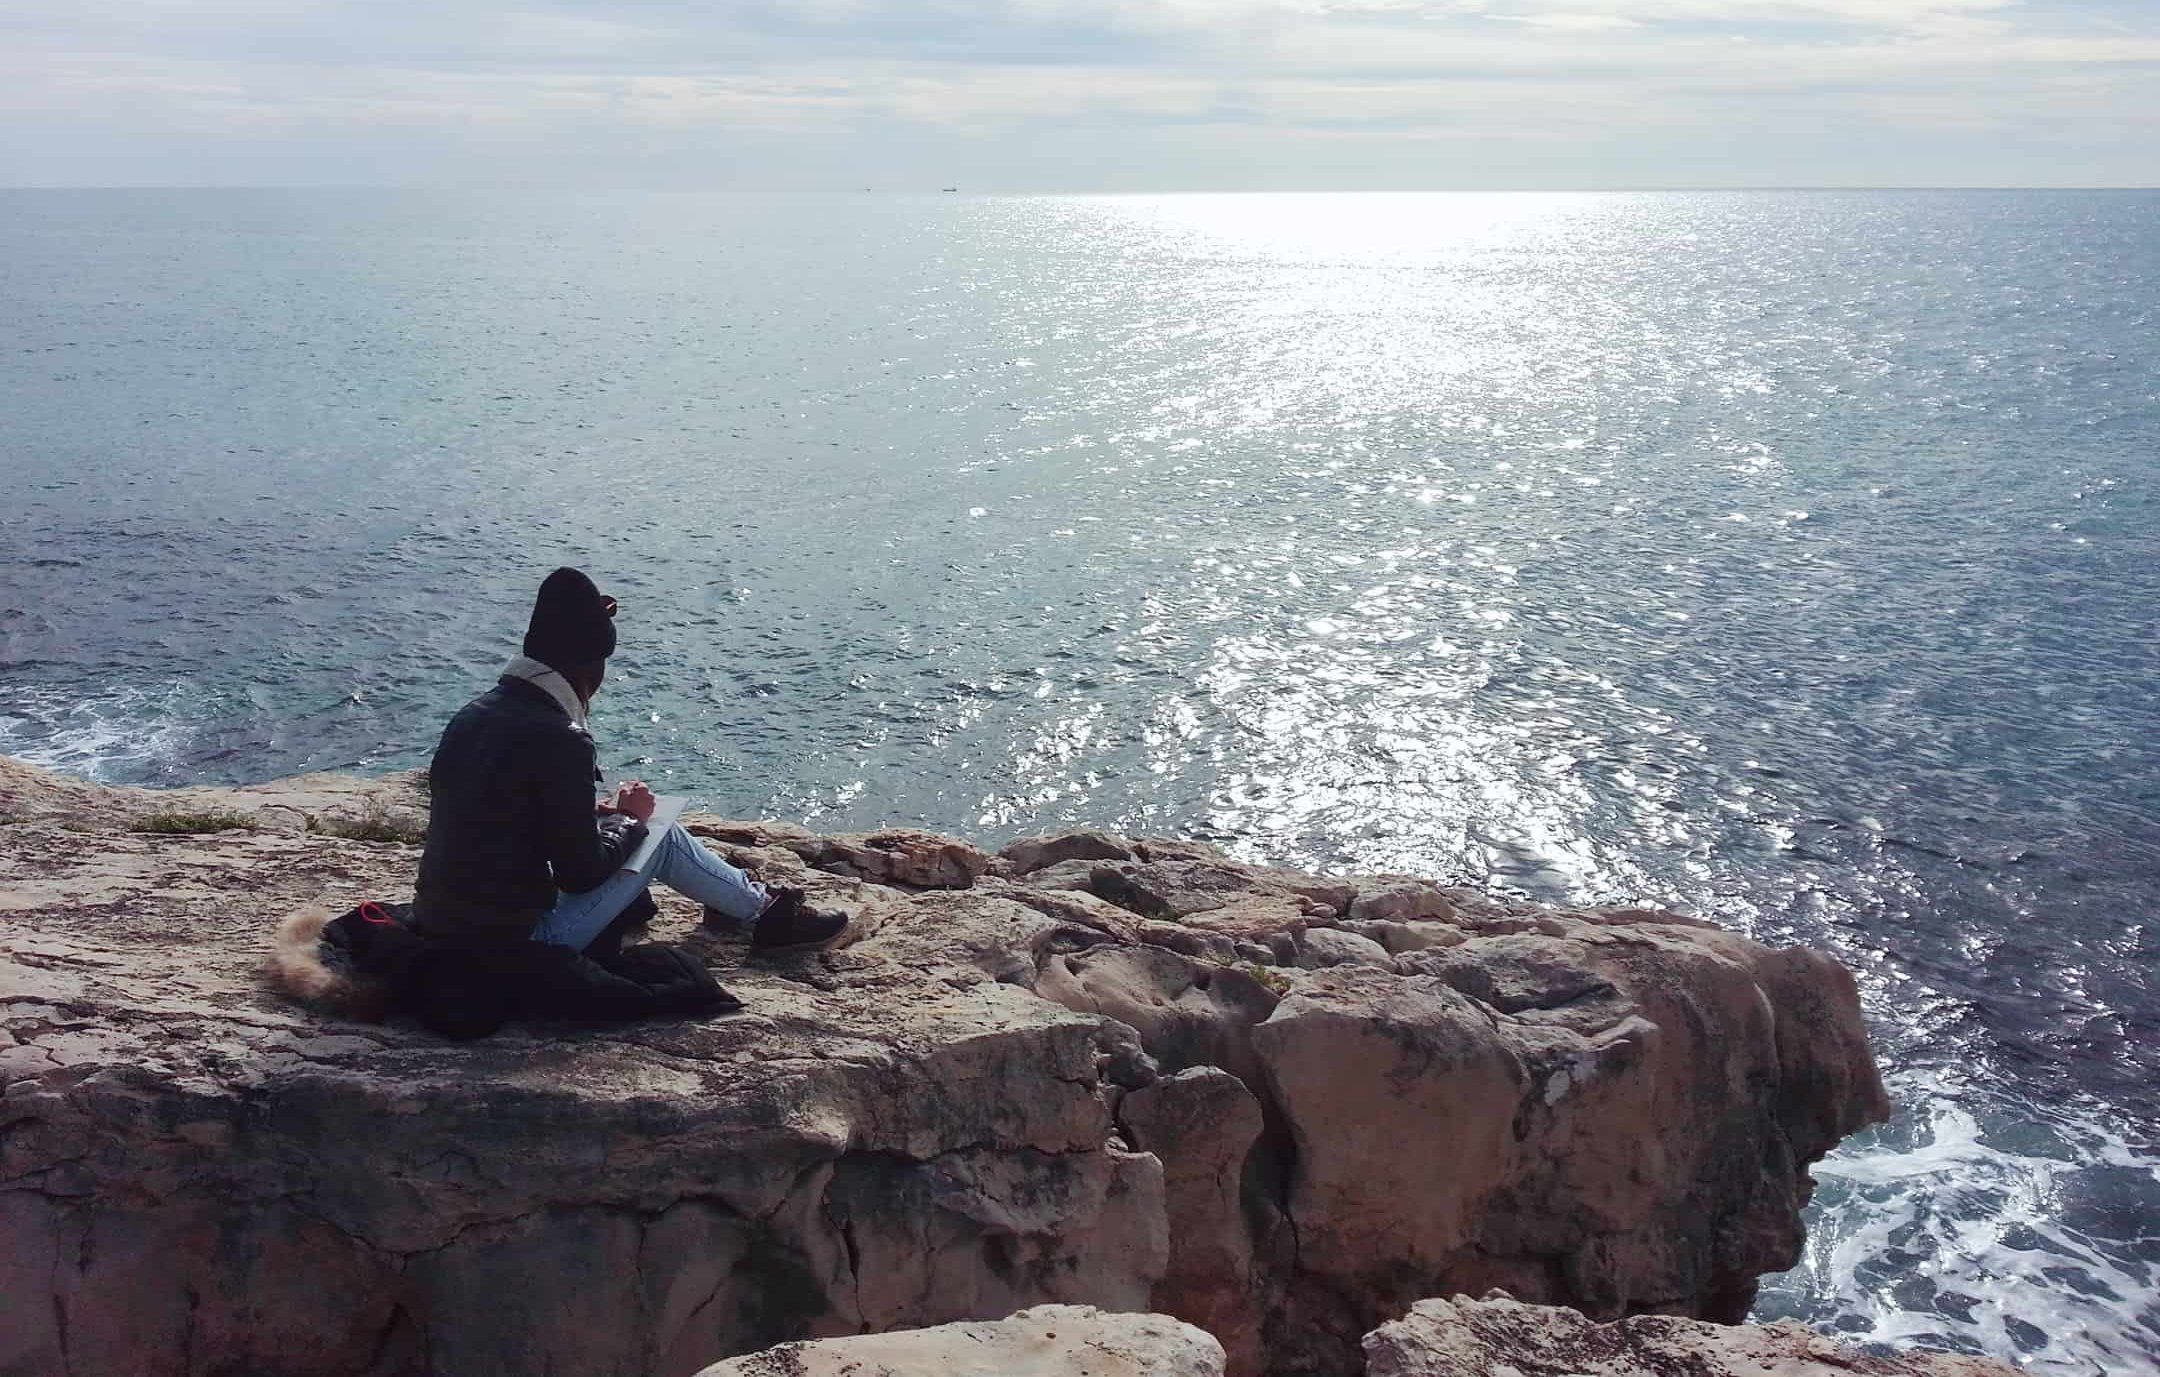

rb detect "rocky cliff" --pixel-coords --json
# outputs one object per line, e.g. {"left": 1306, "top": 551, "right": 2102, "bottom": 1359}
{"left": 0, "top": 756, "right": 1890, "bottom": 1377}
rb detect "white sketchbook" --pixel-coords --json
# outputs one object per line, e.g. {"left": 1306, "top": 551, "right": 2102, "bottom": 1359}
{"left": 619, "top": 795, "right": 686, "bottom": 873}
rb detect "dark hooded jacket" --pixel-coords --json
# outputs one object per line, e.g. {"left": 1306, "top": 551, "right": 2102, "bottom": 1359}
{"left": 412, "top": 675, "right": 647, "bottom": 945}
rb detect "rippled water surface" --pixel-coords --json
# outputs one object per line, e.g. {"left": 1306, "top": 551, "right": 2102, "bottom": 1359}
{"left": 3, "top": 189, "right": 2156, "bottom": 1371}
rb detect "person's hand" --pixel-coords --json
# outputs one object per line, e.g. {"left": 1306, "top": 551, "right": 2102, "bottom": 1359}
{"left": 615, "top": 780, "right": 657, "bottom": 823}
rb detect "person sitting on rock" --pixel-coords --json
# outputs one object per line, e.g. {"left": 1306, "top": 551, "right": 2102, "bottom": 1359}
{"left": 411, "top": 565, "right": 847, "bottom": 958}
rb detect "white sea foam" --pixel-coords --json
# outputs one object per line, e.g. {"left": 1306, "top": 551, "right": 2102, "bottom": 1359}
{"left": 0, "top": 681, "right": 204, "bottom": 782}
{"left": 1760, "top": 1077, "right": 2160, "bottom": 1375}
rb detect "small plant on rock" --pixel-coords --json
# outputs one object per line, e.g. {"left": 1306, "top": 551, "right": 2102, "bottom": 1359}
{"left": 132, "top": 809, "right": 256, "bottom": 835}
{"left": 308, "top": 797, "right": 427, "bottom": 846}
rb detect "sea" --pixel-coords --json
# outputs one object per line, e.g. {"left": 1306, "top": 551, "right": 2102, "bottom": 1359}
{"left": 2, "top": 188, "right": 2155, "bottom": 1373}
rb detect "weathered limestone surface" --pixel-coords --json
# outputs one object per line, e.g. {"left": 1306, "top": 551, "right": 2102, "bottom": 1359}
{"left": 0, "top": 756, "right": 1891, "bottom": 1377}
{"left": 1362, "top": 1294, "right": 2022, "bottom": 1377}
{"left": 697, "top": 1304, "right": 1226, "bottom": 1377}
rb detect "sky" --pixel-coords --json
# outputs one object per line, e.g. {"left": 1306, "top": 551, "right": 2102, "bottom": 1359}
{"left": 1, "top": 0, "right": 2154, "bottom": 189}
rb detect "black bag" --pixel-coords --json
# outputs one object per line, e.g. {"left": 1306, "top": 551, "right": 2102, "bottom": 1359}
{"left": 321, "top": 898, "right": 740, "bottom": 1041}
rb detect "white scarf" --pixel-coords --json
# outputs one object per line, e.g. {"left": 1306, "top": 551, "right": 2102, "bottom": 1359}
{"left": 503, "top": 655, "right": 589, "bottom": 730}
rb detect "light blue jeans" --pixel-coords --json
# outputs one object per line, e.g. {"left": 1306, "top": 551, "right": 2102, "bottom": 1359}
{"left": 531, "top": 822, "right": 769, "bottom": 952}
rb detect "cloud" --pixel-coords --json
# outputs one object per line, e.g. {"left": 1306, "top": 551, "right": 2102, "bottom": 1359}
{"left": 0, "top": 0, "right": 2153, "bottom": 185}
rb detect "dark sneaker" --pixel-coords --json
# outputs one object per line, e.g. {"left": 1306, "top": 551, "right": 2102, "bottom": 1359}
{"left": 749, "top": 887, "right": 849, "bottom": 953}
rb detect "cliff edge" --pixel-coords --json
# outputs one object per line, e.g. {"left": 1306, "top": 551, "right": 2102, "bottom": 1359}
{"left": 0, "top": 756, "right": 1889, "bottom": 1377}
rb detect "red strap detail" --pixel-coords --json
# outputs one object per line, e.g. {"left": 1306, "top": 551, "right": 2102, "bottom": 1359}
{"left": 357, "top": 901, "right": 393, "bottom": 926}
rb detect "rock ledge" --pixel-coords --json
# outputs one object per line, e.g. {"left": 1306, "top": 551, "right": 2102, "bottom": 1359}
{"left": 1363, "top": 1294, "right": 2020, "bottom": 1377}
{"left": 698, "top": 1304, "right": 1225, "bottom": 1377}
{"left": 0, "top": 757, "right": 1890, "bottom": 1377}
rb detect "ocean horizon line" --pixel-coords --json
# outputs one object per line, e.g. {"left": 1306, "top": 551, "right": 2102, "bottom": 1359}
{"left": 3, "top": 181, "right": 2156, "bottom": 195}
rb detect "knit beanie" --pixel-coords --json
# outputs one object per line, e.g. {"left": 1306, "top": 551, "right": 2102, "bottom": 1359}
{"left": 522, "top": 567, "right": 617, "bottom": 668}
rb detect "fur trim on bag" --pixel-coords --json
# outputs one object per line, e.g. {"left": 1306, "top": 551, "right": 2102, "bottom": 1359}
{"left": 262, "top": 905, "right": 391, "bottom": 1022}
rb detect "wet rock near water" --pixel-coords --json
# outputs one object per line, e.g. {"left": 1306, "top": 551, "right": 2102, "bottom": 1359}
{"left": 2, "top": 756, "right": 1891, "bottom": 1377}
